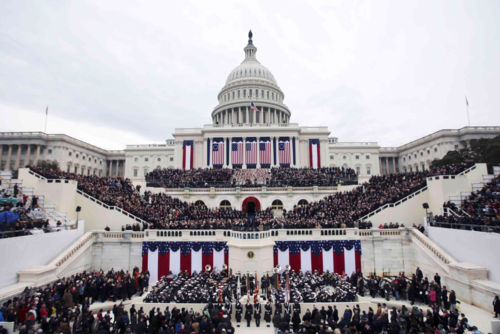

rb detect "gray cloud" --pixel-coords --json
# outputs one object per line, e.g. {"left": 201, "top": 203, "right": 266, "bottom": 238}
{"left": 0, "top": 0, "right": 499, "bottom": 149}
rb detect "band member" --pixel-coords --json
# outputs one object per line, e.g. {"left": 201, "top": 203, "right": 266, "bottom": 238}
{"left": 264, "top": 301, "right": 272, "bottom": 327}
{"left": 245, "top": 301, "right": 253, "bottom": 327}
{"left": 235, "top": 301, "right": 243, "bottom": 327}
{"left": 254, "top": 302, "right": 261, "bottom": 327}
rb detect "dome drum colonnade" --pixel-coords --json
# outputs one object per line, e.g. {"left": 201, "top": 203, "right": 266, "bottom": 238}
{"left": 211, "top": 31, "right": 291, "bottom": 126}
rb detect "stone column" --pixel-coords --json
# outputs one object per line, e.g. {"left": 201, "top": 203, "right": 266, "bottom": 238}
{"left": 393, "top": 158, "right": 397, "bottom": 174}
{"left": 26, "top": 145, "right": 31, "bottom": 166}
{"left": 379, "top": 158, "right": 383, "bottom": 175}
{"left": 4, "top": 145, "right": 12, "bottom": 171}
{"left": 246, "top": 107, "right": 249, "bottom": 125}
{"left": 203, "top": 139, "right": 207, "bottom": 168}
{"left": 35, "top": 145, "right": 41, "bottom": 165}
{"left": 14, "top": 145, "right": 22, "bottom": 170}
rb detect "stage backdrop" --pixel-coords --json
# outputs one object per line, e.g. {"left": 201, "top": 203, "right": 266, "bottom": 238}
{"left": 273, "top": 240, "right": 362, "bottom": 275}
{"left": 142, "top": 242, "right": 228, "bottom": 283}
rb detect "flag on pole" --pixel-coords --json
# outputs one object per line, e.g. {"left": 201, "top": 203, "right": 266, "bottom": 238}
{"left": 250, "top": 102, "right": 259, "bottom": 112}
{"left": 285, "top": 270, "right": 290, "bottom": 303}
{"left": 465, "top": 96, "right": 469, "bottom": 106}
{"left": 254, "top": 272, "right": 259, "bottom": 304}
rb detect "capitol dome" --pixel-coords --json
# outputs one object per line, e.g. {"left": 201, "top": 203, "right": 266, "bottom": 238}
{"left": 211, "top": 31, "right": 291, "bottom": 126}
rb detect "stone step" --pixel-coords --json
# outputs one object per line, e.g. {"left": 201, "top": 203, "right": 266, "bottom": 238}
{"left": 493, "top": 166, "right": 500, "bottom": 176}
{"left": 482, "top": 174, "right": 494, "bottom": 183}
{"left": 460, "top": 191, "right": 471, "bottom": 197}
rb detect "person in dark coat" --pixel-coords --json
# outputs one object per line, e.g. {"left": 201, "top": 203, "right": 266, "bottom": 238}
{"left": 272, "top": 314, "right": 281, "bottom": 333}
{"left": 254, "top": 303, "right": 261, "bottom": 327}
{"left": 292, "top": 310, "right": 301, "bottom": 333}
{"left": 330, "top": 306, "right": 337, "bottom": 323}
{"left": 264, "top": 302, "right": 272, "bottom": 327}
{"left": 493, "top": 296, "right": 500, "bottom": 318}
{"left": 244, "top": 302, "right": 253, "bottom": 327}
{"left": 235, "top": 302, "right": 242, "bottom": 327}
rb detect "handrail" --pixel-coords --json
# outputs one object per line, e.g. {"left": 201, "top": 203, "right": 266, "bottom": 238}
{"left": 357, "top": 186, "right": 428, "bottom": 222}
{"left": 49, "top": 232, "right": 96, "bottom": 268}
{"left": 410, "top": 229, "right": 456, "bottom": 266}
{"left": 0, "top": 174, "right": 67, "bottom": 225}
{"left": 444, "top": 207, "right": 461, "bottom": 218}
{"left": 76, "top": 190, "right": 148, "bottom": 226}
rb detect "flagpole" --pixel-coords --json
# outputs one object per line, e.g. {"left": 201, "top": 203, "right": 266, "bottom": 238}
{"left": 44, "top": 105, "right": 48, "bottom": 133}
{"left": 466, "top": 96, "right": 470, "bottom": 127}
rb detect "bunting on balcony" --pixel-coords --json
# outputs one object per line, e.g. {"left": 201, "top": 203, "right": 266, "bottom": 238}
{"left": 273, "top": 240, "right": 361, "bottom": 275}
{"left": 142, "top": 241, "right": 229, "bottom": 283}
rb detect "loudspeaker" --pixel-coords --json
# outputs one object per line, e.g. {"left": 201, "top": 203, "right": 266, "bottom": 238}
{"left": 422, "top": 203, "right": 429, "bottom": 209}
{"left": 76, "top": 206, "right": 81, "bottom": 212}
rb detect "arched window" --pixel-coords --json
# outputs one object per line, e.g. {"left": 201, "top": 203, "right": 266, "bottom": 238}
{"left": 272, "top": 200, "right": 284, "bottom": 210}
{"left": 243, "top": 90, "right": 246, "bottom": 97}
{"left": 245, "top": 69, "right": 247, "bottom": 76}
{"left": 272, "top": 93, "right": 274, "bottom": 100}
{"left": 261, "top": 90, "right": 264, "bottom": 98}
{"left": 232, "top": 92, "right": 235, "bottom": 99}
{"left": 220, "top": 200, "right": 231, "bottom": 209}
{"left": 249, "top": 89, "right": 252, "bottom": 97}
{"left": 298, "top": 199, "right": 308, "bottom": 206}
{"left": 238, "top": 91, "right": 240, "bottom": 98}
{"left": 255, "top": 89, "right": 258, "bottom": 97}
{"left": 157, "top": 158, "right": 161, "bottom": 162}
{"left": 267, "top": 91, "right": 269, "bottom": 99}
{"left": 194, "top": 200, "right": 206, "bottom": 207}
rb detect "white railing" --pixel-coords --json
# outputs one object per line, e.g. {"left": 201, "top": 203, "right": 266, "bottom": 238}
{"left": 426, "top": 164, "right": 477, "bottom": 182}
{"left": 76, "top": 190, "right": 148, "bottom": 225}
{"left": 410, "top": 229, "right": 456, "bottom": 266}
{"left": 357, "top": 186, "right": 428, "bottom": 222}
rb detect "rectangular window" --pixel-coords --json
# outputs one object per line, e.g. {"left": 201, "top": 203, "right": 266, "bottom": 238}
{"left": 48, "top": 149, "right": 52, "bottom": 154}
{"left": 145, "top": 157, "right": 149, "bottom": 162}
{"left": 454, "top": 145, "right": 459, "bottom": 150}
{"left": 366, "top": 155, "right": 369, "bottom": 159}
{"left": 170, "top": 157, "right": 174, "bottom": 162}
{"left": 356, "top": 167, "right": 360, "bottom": 174}
{"left": 434, "top": 148, "right": 437, "bottom": 152}
{"left": 355, "top": 155, "right": 359, "bottom": 160}
{"left": 330, "top": 155, "right": 334, "bottom": 160}
{"left": 144, "top": 169, "right": 148, "bottom": 176}
{"left": 134, "top": 158, "right": 138, "bottom": 162}
{"left": 134, "top": 169, "right": 138, "bottom": 177}
{"left": 367, "top": 167, "right": 371, "bottom": 175}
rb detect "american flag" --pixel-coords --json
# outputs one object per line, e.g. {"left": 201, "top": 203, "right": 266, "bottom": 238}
{"left": 246, "top": 138, "right": 257, "bottom": 166}
{"left": 250, "top": 102, "right": 259, "bottom": 112}
{"left": 212, "top": 139, "right": 224, "bottom": 166}
{"left": 259, "top": 138, "right": 271, "bottom": 166}
{"left": 279, "top": 138, "right": 291, "bottom": 165}
{"left": 231, "top": 139, "right": 244, "bottom": 166}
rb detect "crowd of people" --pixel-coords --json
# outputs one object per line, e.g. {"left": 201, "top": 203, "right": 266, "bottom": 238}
{"left": 27, "top": 163, "right": 478, "bottom": 232}
{"left": 0, "top": 267, "right": 151, "bottom": 334}
{"left": 274, "top": 271, "right": 357, "bottom": 303}
{"left": 146, "top": 169, "right": 234, "bottom": 189}
{"left": 0, "top": 183, "right": 54, "bottom": 238}
{"left": 145, "top": 167, "right": 359, "bottom": 189}
{"left": 1, "top": 264, "right": 493, "bottom": 334}
{"left": 231, "top": 169, "right": 270, "bottom": 187}
{"left": 268, "top": 167, "right": 358, "bottom": 187}
{"left": 432, "top": 174, "right": 500, "bottom": 233}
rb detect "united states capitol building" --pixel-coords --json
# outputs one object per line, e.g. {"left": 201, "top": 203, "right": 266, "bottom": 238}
{"left": 1, "top": 32, "right": 499, "bottom": 180}
{"left": 2, "top": 32, "right": 500, "bottom": 333}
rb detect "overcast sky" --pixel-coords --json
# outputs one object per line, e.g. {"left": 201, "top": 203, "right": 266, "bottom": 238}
{"left": 1, "top": 0, "right": 499, "bottom": 150}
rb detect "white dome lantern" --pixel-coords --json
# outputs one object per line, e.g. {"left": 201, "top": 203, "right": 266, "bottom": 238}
{"left": 212, "top": 31, "right": 291, "bottom": 126}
